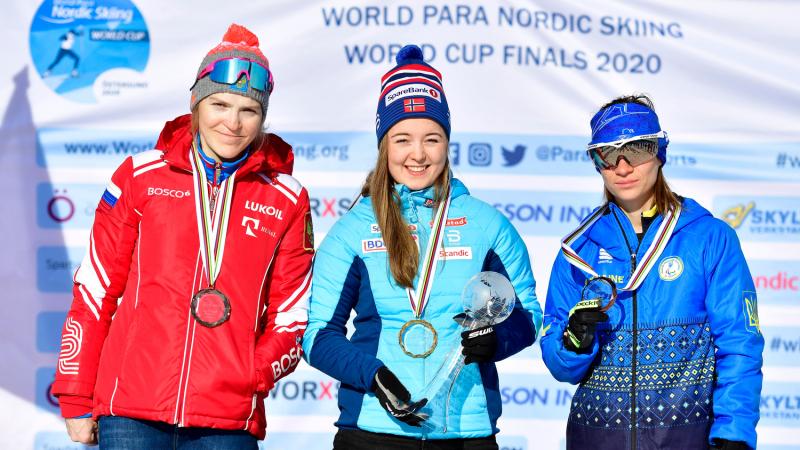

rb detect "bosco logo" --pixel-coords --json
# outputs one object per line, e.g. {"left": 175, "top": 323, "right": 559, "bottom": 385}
{"left": 147, "top": 187, "right": 190, "bottom": 198}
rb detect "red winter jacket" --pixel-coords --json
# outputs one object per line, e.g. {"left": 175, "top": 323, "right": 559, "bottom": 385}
{"left": 52, "top": 115, "right": 313, "bottom": 439}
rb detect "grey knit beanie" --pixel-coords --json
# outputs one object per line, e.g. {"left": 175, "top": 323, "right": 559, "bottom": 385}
{"left": 190, "top": 24, "right": 271, "bottom": 115}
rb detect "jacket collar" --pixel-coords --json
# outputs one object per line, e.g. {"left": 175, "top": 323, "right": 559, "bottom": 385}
{"left": 155, "top": 114, "right": 295, "bottom": 178}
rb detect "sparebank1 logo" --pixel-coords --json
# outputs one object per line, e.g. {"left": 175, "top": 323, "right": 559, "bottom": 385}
{"left": 29, "top": 0, "right": 150, "bottom": 103}
{"left": 714, "top": 196, "right": 800, "bottom": 241}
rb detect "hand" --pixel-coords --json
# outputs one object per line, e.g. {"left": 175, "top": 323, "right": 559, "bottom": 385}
{"left": 563, "top": 300, "right": 608, "bottom": 353}
{"left": 710, "top": 439, "right": 750, "bottom": 450}
{"left": 461, "top": 325, "right": 497, "bottom": 364}
{"left": 65, "top": 417, "right": 98, "bottom": 445}
{"left": 372, "top": 366, "right": 427, "bottom": 426}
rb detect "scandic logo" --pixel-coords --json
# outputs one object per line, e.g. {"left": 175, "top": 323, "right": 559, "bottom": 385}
{"left": 147, "top": 187, "right": 190, "bottom": 198}
{"left": 440, "top": 247, "right": 472, "bottom": 260}
{"left": 754, "top": 272, "right": 799, "bottom": 291}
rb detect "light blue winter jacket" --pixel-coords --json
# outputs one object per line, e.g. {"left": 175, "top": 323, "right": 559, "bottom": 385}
{"left": 303, "top": 178, "right": 542, "bottom": 439}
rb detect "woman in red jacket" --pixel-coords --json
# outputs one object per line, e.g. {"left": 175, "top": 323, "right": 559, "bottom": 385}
{"left": 53, "top": 24, "right": 313, "bottom": 449}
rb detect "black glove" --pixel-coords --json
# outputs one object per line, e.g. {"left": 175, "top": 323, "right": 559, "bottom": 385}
{"left": 461, "top": 325, "right": 497, "bottom": 364}
{"left": 371, "top": 366, "right": 427, "bottom": 426}
{"left": 710, "top": 439, "right": 750, "bottom": 450}
{"left": 563, "top": 300, "right": 608, "bottom": 353}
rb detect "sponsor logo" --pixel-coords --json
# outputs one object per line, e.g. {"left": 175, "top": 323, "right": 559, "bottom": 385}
{"left": 242, "top": 216, "right": 260, "bottom": 238}
{"left": 440, "top": 246, "right": 472, "bottom": 260}
{"left": 501, "top": 144, "right": 526, "bottom": 166}
{"left": 446, "top": 229, "right": 461, "bottom": 244}
{"left": 58, "top": 317, "right": 82, "bottom": 375}
{"left": 446, "top": 217, "right": 467, "bottom": 227}
{"left": 385, "top": 83, "right": 441, "bottom": 106}
{"left": 147, "top": 187, "right": 190, "bottom": 198}
{"left": 603, "top": 274, "right": 625, "bottom": 284}
{"left": 499, "top": 374, "right": 575, "bottom": 419}
{"left": 370, "top": 223, "right": 418, "bottom": 234}
{"left": 38, "top": 183, "right": 107, "bottom": 229}
{"left": 760, "top": 382, "right": 800, "bottom": 425}
{"left": 47, "top": 189, "right": 75, "bottom": 223}
{"left": 309, "top": 196, "right": 352, "bottom": 218}
{"left": 403, "top": 97, "right": 426, "bottom": 113}
{"left": 244, "top": 200, "right": 284, "bottom": 220}
{"left": 658, "top": 256, "right": 683, "bottom": 281}
{"left": 270, "top": 345, "right": 302, "bottom": 382}
{"left": 363, "top": 238, "right": 387, "bottom": 253}
{"left": 483, "top": 190, "right": 599, "bottom": 235}
{"left": 467, "top": 327, "right": 493, "bottom": 339}
{"left": 715, "top": 197, "right": 800, "bottom": 240}
{"left": 748, "top": 260, "right": 800, "bottom": 304}
{"left": 267, "top": 377, "right": 339, "bottom": 407}
{"left": 598, "top": 248, "right": 613, "bottom": 263}
{"left": 743, "top": 292, "right": 760, "bottom": 334}
{"left": 29, "top": 0, "right": 151, "bottom": 103}
{"left": 720, "top": 202, "right": 754, "bottom": 229}
{"left": 754, "top": 271, "right": 799, "bottom": 292}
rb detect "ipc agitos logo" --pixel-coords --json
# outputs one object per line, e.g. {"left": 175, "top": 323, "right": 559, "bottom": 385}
{"left": 29, "top": 0, "right": 150, "bottom": 103}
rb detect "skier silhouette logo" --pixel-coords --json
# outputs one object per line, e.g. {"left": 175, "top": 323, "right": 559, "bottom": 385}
{"left": 43, "top": 26, "right": 83, "bottom": 78}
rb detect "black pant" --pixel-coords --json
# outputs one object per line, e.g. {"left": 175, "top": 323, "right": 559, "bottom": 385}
{"left": 333, "top": 428, "right": 498, "bottom": 450}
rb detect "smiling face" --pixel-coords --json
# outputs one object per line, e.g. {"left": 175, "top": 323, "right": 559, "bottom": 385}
{"left": 196, "top": 92, "right": 263, "bottom": 161}
{"left": 600, "top": 157, "right": 660, "bottom": 211}
{"left": 385, "top": 118, "right": 448, "bottom": 191}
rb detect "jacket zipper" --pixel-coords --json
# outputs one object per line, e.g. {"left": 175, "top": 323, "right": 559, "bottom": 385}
{"left": 611, "top": 208, "right": 640, "bottom": 450}
{"left": 173, "top": 160, "right": 223, "bottom": 426}
{"left": 630, "top": 253, "right": 638, "bottom": 450}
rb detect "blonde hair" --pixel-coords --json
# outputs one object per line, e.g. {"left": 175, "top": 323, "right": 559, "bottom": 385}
{"left": 361, "top": 136, "right": 451, "bottom": 288}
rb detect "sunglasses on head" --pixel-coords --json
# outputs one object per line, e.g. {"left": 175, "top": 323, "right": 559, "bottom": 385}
{"left": 194, "top": 57, "right": 273, "bottom": 93}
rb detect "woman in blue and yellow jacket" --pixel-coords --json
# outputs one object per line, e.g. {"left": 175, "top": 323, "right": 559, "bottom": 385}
{"left": 540, "top": 94, "right": 764, "bottom": 450}
{"left": 303, "top": 46, "right": 542, "bottom": 449}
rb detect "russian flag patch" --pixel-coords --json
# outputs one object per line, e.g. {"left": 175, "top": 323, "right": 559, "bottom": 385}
{"left": 101, "top": 181, "right": 122, "bottom": 208}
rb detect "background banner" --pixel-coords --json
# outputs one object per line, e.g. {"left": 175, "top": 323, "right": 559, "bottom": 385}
{"left": 2, "top": 1, "right": 799, "bottom": 448}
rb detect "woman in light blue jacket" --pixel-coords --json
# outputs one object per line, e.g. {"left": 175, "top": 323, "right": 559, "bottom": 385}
{"left": 303, "top": 45, "right": 542, "bottom": 449}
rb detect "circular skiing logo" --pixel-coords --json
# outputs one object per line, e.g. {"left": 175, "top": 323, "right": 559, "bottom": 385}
{"left": 658, "top": 256, "right": 684, "bottom": 281}
{"left": 29, "top": 0, "right": 150, "bottom": 103}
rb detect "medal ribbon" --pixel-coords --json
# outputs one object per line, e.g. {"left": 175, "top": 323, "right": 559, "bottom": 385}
{"left": 190, "top": 143, "right": 237, "bottom": 287}
{"left": 560, "top": 203, "right": 682, "bottom": 291}
{"left": 405, "top": 185, "right": 452, "bottom": 318}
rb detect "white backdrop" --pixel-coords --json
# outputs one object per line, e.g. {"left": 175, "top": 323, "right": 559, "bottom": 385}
{"left": 2, "top": 1, "right": 799, "bottom": 449}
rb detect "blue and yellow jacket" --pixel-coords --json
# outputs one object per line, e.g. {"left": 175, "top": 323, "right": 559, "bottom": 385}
{"left": 303, "top": 178, "right": 542, "bottom": 439}
{"left": 541, "top": 197, "right": 764, "bottom": 450}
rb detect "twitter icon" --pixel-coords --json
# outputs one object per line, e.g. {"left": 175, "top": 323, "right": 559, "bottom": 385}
{"left": 502, "top": 144, "right": 526, "bottom": 166}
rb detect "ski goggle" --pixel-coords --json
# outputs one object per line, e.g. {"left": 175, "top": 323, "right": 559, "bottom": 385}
{"left": 588, "top": 135, "right": 661, "bottom": 170}
{"left": 194, "top": 57, "right": 273, "bottom": 93}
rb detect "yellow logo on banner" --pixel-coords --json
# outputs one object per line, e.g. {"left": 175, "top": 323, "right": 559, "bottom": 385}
{"left": 721, "top": 202, "right": 755, "bottom": 229}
